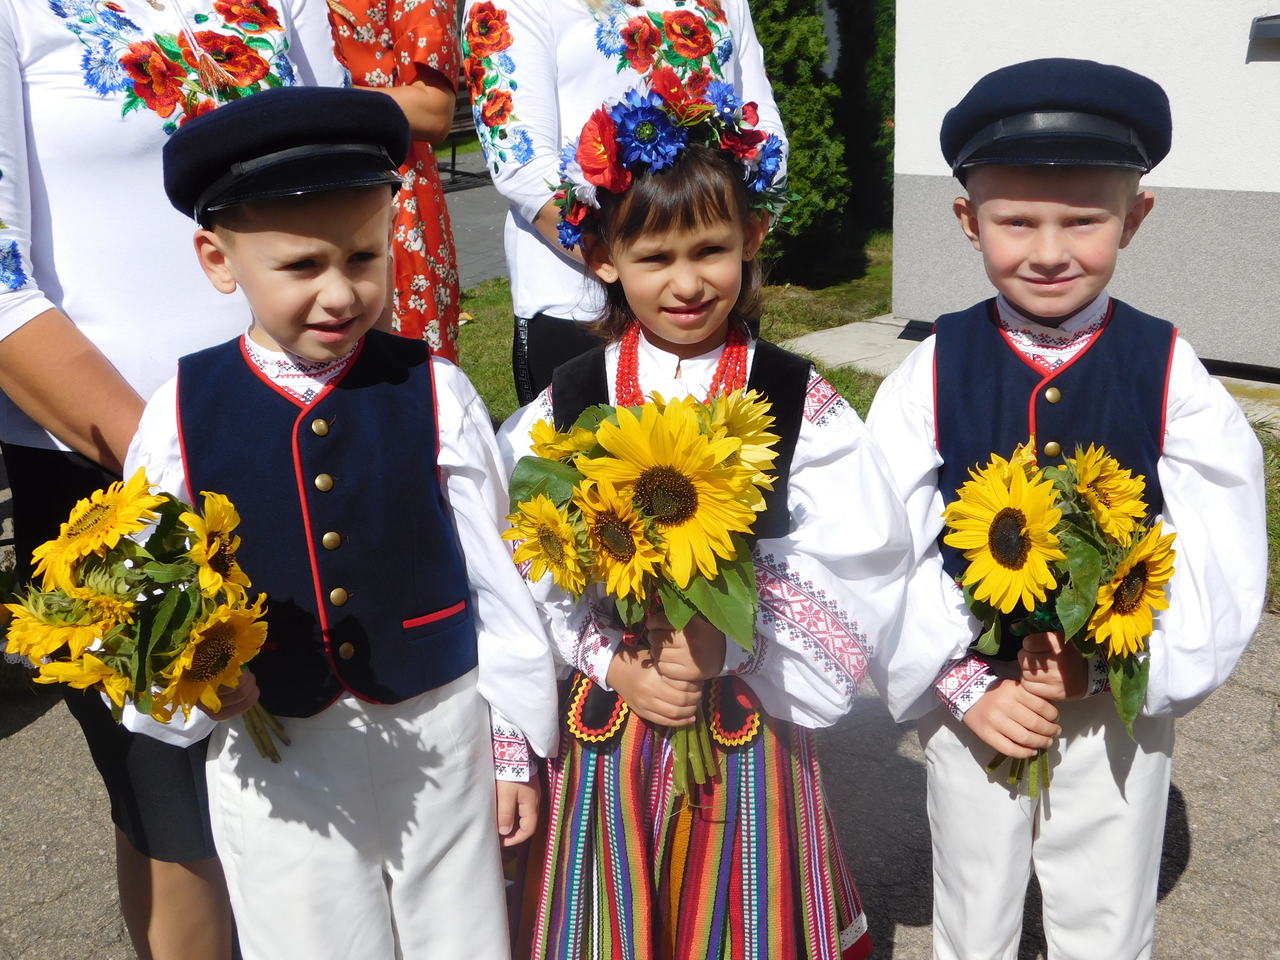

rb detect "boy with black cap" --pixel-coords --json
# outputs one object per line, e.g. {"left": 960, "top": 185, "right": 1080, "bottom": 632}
{"left": 124, "top": 86, "right": 558, "bottom": 959}
{"left": 868, "top": 59, "right": 1265, "bottom": 959}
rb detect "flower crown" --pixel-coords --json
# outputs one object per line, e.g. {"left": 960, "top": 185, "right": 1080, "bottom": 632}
{"left": 553, "top": 67, "right": 787, "bottom": 250}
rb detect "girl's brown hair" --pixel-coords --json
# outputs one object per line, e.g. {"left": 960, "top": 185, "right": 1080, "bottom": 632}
{"left": 588, "top": 143, "right": 763, "bottom": 342}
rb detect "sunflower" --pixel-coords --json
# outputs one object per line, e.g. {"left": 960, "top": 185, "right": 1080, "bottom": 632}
{"left": 34, "top": 653, "right": 133, "bottom": 708}
{"left": 574, "top": 479, "right": 662, "bottom": 601}
{"left": 705, "top": 388, "right": 780, "bottom": 499}
{"left": 529, "top": 419, "right": 597, "bottom": 462}
{"left": 31, "top": 468, "right": 166, "bottom": 590}
{"left": 503, "top": 494, "right": 587, "bottom": 595}
{"left": 1087, "top": 523, "right": 1175, "bottom": 658}
{"left": 183, "top": 491, "right": 251, "bottom": 599}
{"left": 4, "top": 586, "right": 132, "bottom": 663}
{"left": 577, "top": 400, "right": 757, "bottom": 587}
{"left": 943, "top": 461, "right": 1065, "bottom": 614}
{"left": 1069, "top": 444, "right": 1147, "bottom": 546}
{"left": 159, "top": 597, "right": 268, "bottom": 719}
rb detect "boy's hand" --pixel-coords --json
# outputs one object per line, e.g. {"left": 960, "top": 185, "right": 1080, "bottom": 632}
{"left": 606, "top": 646, "right": 701, "bottom": 727}
{"left": 646, "top": 610, "right": 726, "bottom": 683}
{"left": 199, "top": 669, "right": 260, "bottom": 722}
{"left": 496, "top": 777, "right": 540, "bottom": 847}
{"left": 1018, "top": 631, "right": 1088, "bottom": 702}
{"left": 962, "top": 678, "right": 1061, "bottom": 758}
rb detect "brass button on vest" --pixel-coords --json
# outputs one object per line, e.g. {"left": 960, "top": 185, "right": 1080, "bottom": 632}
{"left": 311, "top": 418, "right": 330, "bottom": 437}
{"left": 1044, "top": 387, "right": 1062, "bottom": 404}
{"left": 337, "top": 641, "right": 355, "bottom": 660}
{"left": 1043, "top": 440, "right": 1062, "bottom": 458}
{"left": 314, "top": 473, "right": 334, "bottom": 492}
{"left": 329, "top": 587, "right": 349, "bottom": 606}
{"left": 321, "top": 531, "right": 341, "bottom": 550}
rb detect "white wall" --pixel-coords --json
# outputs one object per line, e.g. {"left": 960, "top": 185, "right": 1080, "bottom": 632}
{"left": 895, "top": 1, "right": 1280, "bottom": 192}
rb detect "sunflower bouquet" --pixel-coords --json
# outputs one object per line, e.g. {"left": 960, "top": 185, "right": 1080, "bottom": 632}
{"left": 2, "top": 469, "right": 286, "bottom": 760}
{"left": 943, "top": 442, "right": 1176, "bottom": 795}
{"left": 504, "top": 390, "right": 780, "bottom": 794}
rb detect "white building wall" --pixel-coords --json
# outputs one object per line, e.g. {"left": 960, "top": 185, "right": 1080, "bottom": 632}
{"left": 892, "top": 1, "right": 1280, "bottom": 368}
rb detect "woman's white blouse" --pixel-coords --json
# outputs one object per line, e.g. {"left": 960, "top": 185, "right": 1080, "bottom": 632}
{"left": 496, "top": 334, "right": 913, "bottom": 729}
{"left": 865, "top": 324, "right": 1266, "bottom": 722}
{"left": 462, "top": 0, "right": 786, "bottom": 323}
{"left": 0, "top": 0, "right": 344, "bottom": 448}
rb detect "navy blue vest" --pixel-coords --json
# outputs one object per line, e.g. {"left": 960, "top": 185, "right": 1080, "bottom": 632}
{"left": 934, "top": 299, "right": 1175, "bottom": 653}
{"left": 177, "top": 331, "right": 478, "bottom": 717}
{"left": 549, "top": 339, "right": 812, "bottom": 541}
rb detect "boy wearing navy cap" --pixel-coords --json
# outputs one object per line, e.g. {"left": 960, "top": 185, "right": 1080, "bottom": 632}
{"left": 125, "top": 87, "right": 558, "bottom": 960}
{"left": 868, "top": 59, "right": 1265, "bottom": 959}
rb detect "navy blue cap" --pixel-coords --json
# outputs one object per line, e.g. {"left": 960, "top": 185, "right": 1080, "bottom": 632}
{"left": 940, "top": 58, "right": 1171, "bottom": 178}
{"left": 163, "top": 87, "right": 410, "bottom": 224}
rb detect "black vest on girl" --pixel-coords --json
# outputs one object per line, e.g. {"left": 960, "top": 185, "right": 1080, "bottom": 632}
{"left": 934, "top": 299, "right": 1176, "bottom": 653}
{"left": 177, "top": 331, "right": 478, "bottom": 718}
{"left": 549, "top": 339, "right": 812, "bottom": 541}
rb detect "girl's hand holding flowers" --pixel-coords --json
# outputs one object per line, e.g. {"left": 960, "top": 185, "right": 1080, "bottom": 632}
{"left": 606, "top": 646, "right": 701, "bottom": 728}
{"left": 962, "top": 679, "right": 1061, "bottom": 760}
{"left": 1018, "top": 632, "right": 1088, "bottom": 702}
{"left": 646, "top": 610, "right": 726, "bottom": 683}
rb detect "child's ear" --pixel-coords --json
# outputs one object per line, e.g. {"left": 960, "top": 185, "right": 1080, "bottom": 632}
{"left": 193, "top": 229, "right": 238, "bottom": 294}
{"left": 584, "top": 234, "right": 619, "bottom": 284}
{"left": 742, "top": 212, "right": 768, "bottom": 261}
{"left": 953, "top": 196, "right": 982, "bottom": 250}
{"left": 1119, "top": 190, "right": 1156, "bottom": 249}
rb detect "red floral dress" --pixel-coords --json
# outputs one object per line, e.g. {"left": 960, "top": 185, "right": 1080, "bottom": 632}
{"left": 328, "top": 0, "right": 461, "bottom": 360}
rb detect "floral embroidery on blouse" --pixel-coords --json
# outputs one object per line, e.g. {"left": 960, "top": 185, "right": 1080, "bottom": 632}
{"left": 463, "top": 0, "right": 732, "bottom": 173}
{"left": 0, "top": 168, "right": 27, "bottom": 292}
{"left": 47, "top": 0, "right": 299, "bottom": 134}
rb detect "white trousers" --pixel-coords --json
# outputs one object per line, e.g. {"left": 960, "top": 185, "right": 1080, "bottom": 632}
{"left": 917, "top": 693, "right": 1174, "bottom": 960}
{"left": 206, "top": 669, "right": 511, "bottom": 960}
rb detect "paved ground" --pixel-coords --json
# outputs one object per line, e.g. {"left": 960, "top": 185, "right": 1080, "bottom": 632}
{"left": 2, "top": 165, "right": 1277, "bottom": 959}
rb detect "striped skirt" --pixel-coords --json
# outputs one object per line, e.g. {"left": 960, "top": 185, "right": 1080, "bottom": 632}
{"left": 517, "top": 675, "right": 871, "bottom": 960}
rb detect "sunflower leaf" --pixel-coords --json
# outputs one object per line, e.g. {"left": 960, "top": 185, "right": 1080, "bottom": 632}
{"left": 973, "top": 615, "right": 1001, "bottom": 656}
{"left": 657, "top": 579, "right": 697, "bottom": 630}
{"left": 1109, "top": 654, "right": 1149, "bottom": 738}
{"left": 615, "top": 593, "right": 648, "bottom": 630}
{"left": 141, "top": 561, "right": 196, "bottom": 585}
{"left": 572, "top": 404, "right": 618, "bottom": 435}
{"left": 1056, "top": 530, "right": 1104, "bottom": 641}
{"left": 680, "top": 551, "right": 757, "bottom": 651}
{"left": 508, "top": 456, "right": 581, "bottom": 509}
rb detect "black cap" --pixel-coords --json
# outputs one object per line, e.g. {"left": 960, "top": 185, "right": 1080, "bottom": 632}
{"left": 163, "top": 87, "right": 410, "bottom": 224}
{"left": 940, "top": 58, "right": 1172, "bottom": 178}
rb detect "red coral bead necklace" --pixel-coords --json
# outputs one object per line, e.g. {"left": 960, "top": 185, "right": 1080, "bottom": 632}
{"left": 613, "top": 321, "right": 749, "bottom": 407}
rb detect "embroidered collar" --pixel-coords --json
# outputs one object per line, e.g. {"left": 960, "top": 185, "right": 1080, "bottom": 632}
{"left": 242, "top": 333, "right": 358, "bottom": 404}
{"left": 995, "top": 292, "right": 1109, "bottom": 372}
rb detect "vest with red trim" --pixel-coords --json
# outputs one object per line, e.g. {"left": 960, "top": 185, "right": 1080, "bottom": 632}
{"left": 934, "top": 299, "right": 1175, "bottom": 653}
{"left": 176, "top": 331, "right": 478, "bottom": 718}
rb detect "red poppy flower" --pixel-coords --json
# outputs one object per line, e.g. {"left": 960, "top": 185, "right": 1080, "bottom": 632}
{"left": 120, "top": 41, "right": 186, "bottom": 118}
{"left": 649, "top": 65, "right": 713, "bottom": 124}
{"left": 719, "top": 127, "right": 766, "bottom": 161}
{"left": 180, "top": 98, "right": 216, "bottom": 126}
{"left": 565, "top": 202, "right": 588, "bottom": 226}
{"left": 686, "top": 68, "right": 712, "bottom": 99}
{"left": 466, "top": 2, "right": 513, "bottom": 60}
{"left": 179, "top": 31, "right": 270, "bottom": 88}
{"left": 576, "top": 107, "right": 631, "bottom": 194}
{"left": 662, "top": 10, "right": 714, "bottom": 61}
{"left": 214, "top": 0, "right": 283, "bottom": 33}
{"left": 620, "top": 16, "right": 660, "bottom": 74}
{"left": 695, "top": 0, "right": 726, "bottom": 22}
{"left": 742, "top": 102, "right": 759, "bottom": 126}
{"left": 480, "top": 89, "right": 513, "bottom": 128}
{"left": 463, "top": 56, "right": 487, "bottom": 101}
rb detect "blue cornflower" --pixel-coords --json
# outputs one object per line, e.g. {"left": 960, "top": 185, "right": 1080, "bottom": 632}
{"left": 558, "top": 218, "right": 583, "bottom": 250}
{"left": 706, "top": 81, "right": 741, "bottom": 123}
{"left": 0, "top": 241, "right": 30, "bottom": 292}
{"left": 750, "top": 134, "right": 785, "bottom": 193}
{"left": 497, "top": 52, "right": 516, "bottom": 74}
{"left": 714, "top": 36, "right": 734, "bottom": 64}
{"left": 559, "top": 139, "right": 578, "bottom": 175}
{"left": 594, "top": 16, "right": 626, "bottom": 57}
{"left": 273, "top": 52, "right": 297, "bottom": 87}
{"left": 610, "top": 90, "right": 686, "bottom": 172}
{"left": 511, "top": 128, "right": 534, "bottom": 164}
{"left": 98, "top": 7, "right": 138, "bottom": 32}
{"left": 80, "top": 39, "right": 128, "bottom": 95}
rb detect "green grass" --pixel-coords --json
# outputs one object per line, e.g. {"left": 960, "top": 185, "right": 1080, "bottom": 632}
{"left": 1256, "top": 419, "right": 1280, "bottom": 611}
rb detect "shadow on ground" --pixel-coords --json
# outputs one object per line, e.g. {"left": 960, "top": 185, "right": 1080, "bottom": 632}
{"left": 0, "top": 680, "right": 59, "bottom": 741}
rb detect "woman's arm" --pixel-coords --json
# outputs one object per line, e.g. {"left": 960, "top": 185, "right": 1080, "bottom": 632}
{"left": 358, "top": 74, "right": 456, "bottom": 144}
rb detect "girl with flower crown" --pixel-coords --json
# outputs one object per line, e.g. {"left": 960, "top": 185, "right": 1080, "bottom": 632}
{"left": 462, "top": 0, "right": 784, "bottom": 405}
{"left": 496, "top": 73, "right": 912, "bottom": 960}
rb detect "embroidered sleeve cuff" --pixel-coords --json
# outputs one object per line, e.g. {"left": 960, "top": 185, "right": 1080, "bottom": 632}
{"left": 1087, "top": 655, "right": 1111, "bottom": 698}
{"left": 491, "top": 719, "right": 534, "bottom": 782}
{"left": 576, "top": 601, "right": 623, "bottom": 691}
{"left": 934, "top": 656, "right": 1000, "bottom": 721}
{"left": 720, "top": 635, "right": 761, "bottom": 677}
